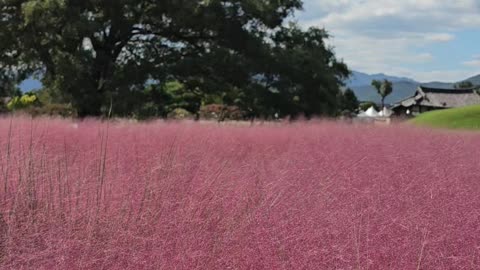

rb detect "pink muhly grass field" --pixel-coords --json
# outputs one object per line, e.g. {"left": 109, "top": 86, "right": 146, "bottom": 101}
{"left": 0, "top": 117, "right": 479, "bottom": 269}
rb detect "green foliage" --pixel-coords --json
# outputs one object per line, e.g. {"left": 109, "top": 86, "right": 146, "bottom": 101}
{"left": 126, "top": 81, "right": 202, "bottom": 120}
{"left": 359, "top": 102, "right": 379, "bottom": 112}
{"left": 411, "top": 105, "right": 480, "bottom": 130}
{"left": 454, "top": 81, "right": 474, "bottom": 89}
{"left": 338, "top": 88, "right": 359, "bottom": 113}
{"left": 7, "top": 94, "right": 39, "bottom": 111}
{"left": 0, "top": 73, "right": 22, "bottom": 98}
{"left": 162, "top": 81, "right": 202, "bottom": 115}
{"left": 7, "top": 88, "right": 76, "bottom": 117}
{"left": 167, "top": 108, "right": 193, "bottom": 120}
{"left": 0, "top": 0, "right": 348, "bottom": 119}
{"left": 35, "top": 88, "right": 57, "bottom": 105}
{"left": 22, "top": 0, "right": 67, "bottom": 25}
{"left": 371, "top": 79, "right": 393, "bottom": 108}
{"left": 221, "top": 24, "right": 350, "bottom": 119}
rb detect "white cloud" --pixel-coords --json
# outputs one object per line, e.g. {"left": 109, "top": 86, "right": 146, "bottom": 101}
{"left": 408, "top": 70, "right": 479, "bottom": 83}
{"left": 324, "top": 33, "right": 437, "bottom": 80}
{"left": 463, "top": 55, "right": 480, "bottom": 67}
{"left": 425, "top": 33, "right": 455, "bottom": 42}
{"left": 297, "top": 0, "right": 480, "bottom": 81}
{"left": 463, "top": 60, "right": 480, "bottom": 67}
{"left": 417, "top": 53, "right": 434, "bottom": 62}
{"left": 302, "top": 0, "right": 480, "bottom": 33}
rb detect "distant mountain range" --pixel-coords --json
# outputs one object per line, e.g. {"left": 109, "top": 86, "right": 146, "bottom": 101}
{"left": 346, "top": 71, "right": 417, "bottom": 87}
{"left": 347, "top": 71, "right": 480, "bottom": 104}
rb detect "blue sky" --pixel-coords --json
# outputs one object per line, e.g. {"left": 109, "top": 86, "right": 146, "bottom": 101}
{"left": 296, "top": 0, "right": 480, "bottom": 82}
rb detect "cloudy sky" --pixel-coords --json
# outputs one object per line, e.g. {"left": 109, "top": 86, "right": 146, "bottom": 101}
{"left": 296, "top": 0, "right": 480, "bottom": 82}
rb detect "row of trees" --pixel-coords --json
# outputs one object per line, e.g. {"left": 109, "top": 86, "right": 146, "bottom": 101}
{"left": 0, "top": 0, "right": 357, "bottom": 119}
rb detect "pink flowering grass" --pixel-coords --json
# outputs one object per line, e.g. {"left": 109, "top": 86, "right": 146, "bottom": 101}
{"left": 0, "top": 117, "right": 479, "bottom": 269}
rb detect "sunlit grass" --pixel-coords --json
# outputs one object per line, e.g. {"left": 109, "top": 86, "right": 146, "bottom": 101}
{"left": 411, "top": 105, "right": 480, "bottom": 130}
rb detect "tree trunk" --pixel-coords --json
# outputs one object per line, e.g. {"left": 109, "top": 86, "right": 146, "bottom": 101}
{"left": 75, "top": 84, "right": 105, "bottom": 118}
{"left": 77, "top": 100, "right": 103, "bottom": 117}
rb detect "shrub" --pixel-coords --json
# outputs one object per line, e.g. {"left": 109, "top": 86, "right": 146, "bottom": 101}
{"left": 199, "top": 104, "right": 245, "bottom": 121}
{"left": 25, "top": 103, "right": 77, "bottom": 117}
{"left": 167, "top": 108, "right": 193, "bottom": 120}
{"left": 7, "top": 94, "right": 39, "bottom": 111}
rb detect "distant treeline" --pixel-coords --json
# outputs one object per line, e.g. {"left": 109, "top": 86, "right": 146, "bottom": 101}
{"left": 0, "top": 0, "right": 358, "bottom": 119}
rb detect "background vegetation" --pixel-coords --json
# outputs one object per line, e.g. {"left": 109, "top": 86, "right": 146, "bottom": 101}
{"left": 0, "top": 0, "right": 357, "bottom": 120}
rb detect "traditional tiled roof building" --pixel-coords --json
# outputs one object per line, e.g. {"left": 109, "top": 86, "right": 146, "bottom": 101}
{"left": 392, "top": 86, "right": 480, "bottom": 116}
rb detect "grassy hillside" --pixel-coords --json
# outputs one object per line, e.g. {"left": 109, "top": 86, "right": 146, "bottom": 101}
{"left": 411, "top": 105, "right": 480, "bottom": 130}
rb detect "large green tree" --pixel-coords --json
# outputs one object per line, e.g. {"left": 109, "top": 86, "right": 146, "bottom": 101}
{"left": 268, "top": 25, "right": 349, "bottom": 118}
{"left": 219, "top": 24, "right": 350, "bottom": 119}
{"left": 0, "top": 0, "right": 349, "bottom": 118}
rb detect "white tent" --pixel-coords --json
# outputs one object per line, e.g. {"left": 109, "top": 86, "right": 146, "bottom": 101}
{"left": 359, "top": 106, "right": 379, "bottom": 117}
{"left": 378, "top": 107, "right": 393, "bottom": 117}
{"left": 358, "top": 106, "right": 394, "bottom": 118}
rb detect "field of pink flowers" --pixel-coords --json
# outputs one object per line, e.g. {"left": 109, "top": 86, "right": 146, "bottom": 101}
{"left": 0, "top": 117, "right": 479, "bottom": 269}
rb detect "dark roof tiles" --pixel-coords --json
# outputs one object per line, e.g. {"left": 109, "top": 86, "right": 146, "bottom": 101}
{"left": 394, "top": 86, "right": 480, "bottom": 109}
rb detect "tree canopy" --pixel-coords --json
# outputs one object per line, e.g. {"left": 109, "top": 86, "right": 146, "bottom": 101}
{"left": 338, "top": 88, "right": 359, "bottom": 113}
{"left": 0, "top": 0, "right": 349, "bottom": 118}
{"left": 371, "top": 79, "right": 393, "bottom": 109}
{"left": 454, "top": 81, "right": 474, "bottom": 89}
